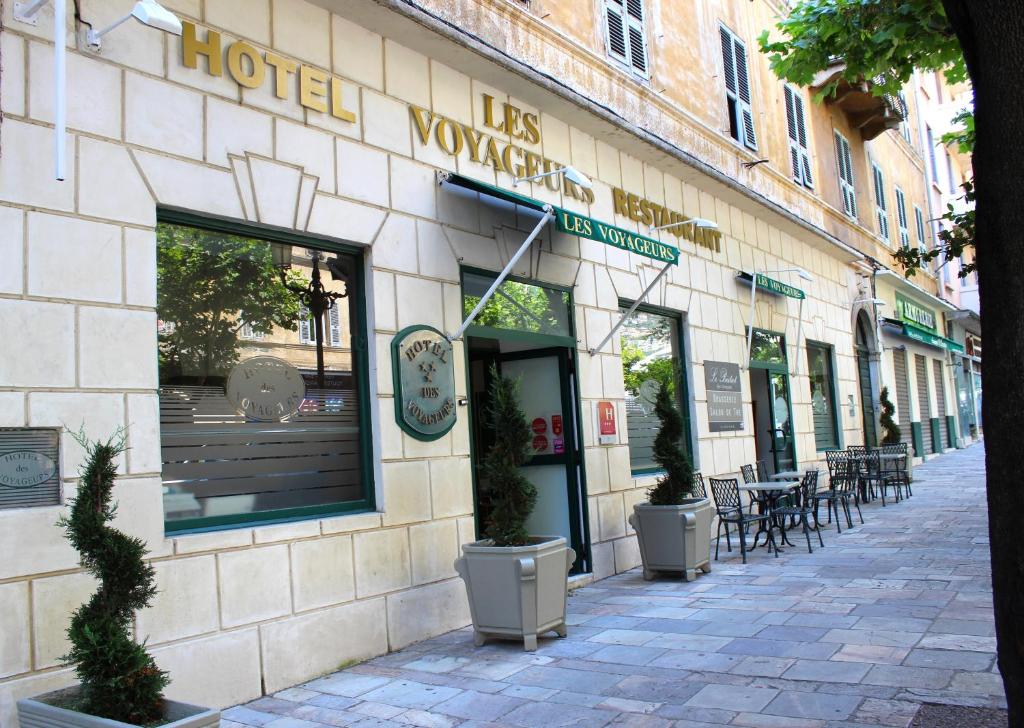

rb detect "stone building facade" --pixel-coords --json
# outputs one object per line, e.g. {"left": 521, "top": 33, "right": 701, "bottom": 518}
{"left": 0, "top": 0, "right": 973, "bottom": 722}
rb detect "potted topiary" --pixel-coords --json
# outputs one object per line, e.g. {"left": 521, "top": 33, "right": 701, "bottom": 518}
{"left": 879, "top": 386, "right": 902, "bottom": 445}
{"left": 628, "top": 383, "right": 713, "bottom": 581}
{"left": 17, "top": 431, "right": 219, "bottom": 728}
{"left": 454, "top": 367, "right": 575, "bottom": 652}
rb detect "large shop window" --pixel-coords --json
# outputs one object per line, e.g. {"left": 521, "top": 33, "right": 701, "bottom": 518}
{"left": 157, "top": 218, "right": 371, "bottom": 531}
{"left": 619, "top": 306, "right": 691, "bottom": 474}
{"left": 806, "top": 342, "right": 840, "bottom": 450}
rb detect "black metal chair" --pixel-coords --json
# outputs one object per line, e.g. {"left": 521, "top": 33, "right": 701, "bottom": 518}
{"left": 692, "top": 472, "right": 707, "bottom": 499}
{"left": 813, "top": 457, "right": 863, "bottom": 532}
{"left": 709, "top": 477, "right": 778, "bottom": 563}
{"left": 740, "top": 464, "right": 757, "bottom": 484}
{"left": 879, "top": 443, "right": 910, "bottom": 501}
{"left": 859, "top": 448, "right": 885, "bottom": 504}
{"left": 775, "top": 470, "right": 824, "bottom": 553}
{"left": 846, "top": 445, "right": 872, "bottom": 503}
{"left": 756, "top": 460, "right": 770, "bottom": 482}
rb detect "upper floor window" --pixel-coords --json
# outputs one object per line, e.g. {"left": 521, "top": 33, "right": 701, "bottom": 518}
{"left": 894, "top": 187, "right": 910, "bottom": 249}
{"left": 833, "top": 132, "right": 857, "bottom": 219}
{"left": 926, "top": 124, "right": 939, "bottom": 181}
{"left": 871, "top": 163, "right": 890, "bottom": 242}
{"left": 605, "top": 0, "right": 648, "bottom": 77}
{"left": 897, "top": 91, "right": 912, "bottom": 144}
{"left": 783, "top": 85, "right": 813, "bottom": 188}
{"left": 720, "top": 24, "right": 757, "bottom": 150}
{"left": 914, "top": 204, "right": 931, "bottom": 272}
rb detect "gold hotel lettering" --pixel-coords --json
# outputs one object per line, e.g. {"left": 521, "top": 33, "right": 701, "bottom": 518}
{"left": 182, "top": 22, "right": 356, "bottom": 123}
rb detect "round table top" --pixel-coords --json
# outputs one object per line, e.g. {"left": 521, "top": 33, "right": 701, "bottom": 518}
{"left": 739, "top": 481, "right": 799, "bottom": 491}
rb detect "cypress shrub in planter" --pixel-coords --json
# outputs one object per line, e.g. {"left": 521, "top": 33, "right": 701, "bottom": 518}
{"left": 629, "top": 384, "right": 713, "bottom": 581}
{"left": 879, "top": 387, "right": 902, "bottom": 445}
{"left": 454, "top": 367, "right": 575, "bottom": 651}
{"left": 17, "top": 431, "right": 219, "bottom": 728}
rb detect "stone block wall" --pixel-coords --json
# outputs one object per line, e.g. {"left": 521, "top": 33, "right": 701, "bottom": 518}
{"left": 0, "top": 0, "right": 868, "bottom": 722}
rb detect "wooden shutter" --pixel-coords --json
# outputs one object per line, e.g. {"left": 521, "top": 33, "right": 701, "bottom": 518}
{"left": 720, "top": 26, "right": 736, "bottom": 96}
{"left": 328, "top": 304, "right": 342, "bottom": 347}
{"left": 605, "top": 0, "right": 628, "bottom": 64}
{"left": 785, "top": 86, "right": 812, "bottom": 188}
{"left": 933, "top": 359, "right": 948, "bottom": 448}
{"left": 733, "top": 38, "right": 757, "bottom": 150}
{"left": 873, "top": 164, "right": 889, "bottom": 241}
{"left": 299, "top": 305, "right": 312, "bottom": 344}
{"left": 895, "top": 188, "right": 910, "bottom": 249}
{"left": 834, "top": 132, "right": 857, "bottom": 218}
{"left": 625, "top": 0, "right": 647, "bottom": 75}
{"left": 892, "top": 348, "right": 914, "bottom": 447}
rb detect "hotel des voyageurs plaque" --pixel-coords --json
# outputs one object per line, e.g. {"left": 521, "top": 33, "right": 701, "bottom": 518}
{"left": 392, "top": 326, "right": 457, "bottom": 441}
{"left": 0, "top": 428, "right": 61, "bottom": 510}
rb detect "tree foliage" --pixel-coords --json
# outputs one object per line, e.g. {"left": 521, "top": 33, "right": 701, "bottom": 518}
{"left": 647, "top": 383, "right": 697, "bottom": 505}
{"left": 58, "top": 430, "right": 169, "bottom": 724}
{"left": 758, "top": 0, "right": 974, "bottom": 280}
{"left": 157, "top": 225, "right": 304, "bottom": 383}
{"left": 878, "top": 386, "right": 902, "bottom": 445}
{"left": 481, "top": 366, "right": 537, "bottom": 546}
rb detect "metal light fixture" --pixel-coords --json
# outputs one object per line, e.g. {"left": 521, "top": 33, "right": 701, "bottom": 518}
{"left": 513, "top": 165, "right": 593, "bottom": 190}
{"left": 649, "top": 217, "right": 718, "bottom": 235}
{"left": 87, "top": 0, "right": 182, "bottom": 49}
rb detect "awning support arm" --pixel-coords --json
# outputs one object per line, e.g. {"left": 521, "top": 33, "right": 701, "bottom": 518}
{"left": 588, "top": 260, "right": 674, "bottom": 356}
{"left": 446, "top": 206, "right": 555, "bottom": 341}
{"left": 794, "top": 296, "right": 805, "bottom": 375}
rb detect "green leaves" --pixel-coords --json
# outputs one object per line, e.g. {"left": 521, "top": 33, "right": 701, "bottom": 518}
{"left": 758, "top": 0, "right": 966, "bottom": 99}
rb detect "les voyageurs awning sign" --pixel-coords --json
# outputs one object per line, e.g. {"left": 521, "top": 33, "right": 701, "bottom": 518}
{"left": 554, "top": 209, "right": 679, "bottom": 265}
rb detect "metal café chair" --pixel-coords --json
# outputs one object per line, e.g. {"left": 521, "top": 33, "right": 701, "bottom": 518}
{"left": 879, "top": 443, "right": 910, "bottom": 501}
{"left": 692, "top": 472, "right": 707, "bottom": 499}
{"left": 740, "top": 464, "right": 757, "bottom": 484}
{"left": 774, "top": 470, "right": 824, "bottom": 553}
{"left": 813, "top": 457, "right": 863, "bottom": 532}
{"left": 860, "top": 448, "right": 885, "bottom": 504}
{"left": 756, "top": 460, "right": 770, "bottom": 483}
{"left": 709, "top": 476, "right": 778, "bottom": 564}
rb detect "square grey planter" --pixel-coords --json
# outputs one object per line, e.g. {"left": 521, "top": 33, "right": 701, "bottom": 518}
{"left": 455, "top": 535, "right": 575, "bottom": 651}
{"left": 629, "top": 498, "right": 713, "bottom": 581}
{"left": 18, "top": 689, "right": 219, "bottom": 728}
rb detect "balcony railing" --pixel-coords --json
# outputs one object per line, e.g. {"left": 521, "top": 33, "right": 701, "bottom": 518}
{"left": 811, "top": 62, "right": 907, "bottom": 141}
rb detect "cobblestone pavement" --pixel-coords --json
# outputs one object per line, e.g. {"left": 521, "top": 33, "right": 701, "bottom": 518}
{"left": 224, "top": 443, "right": 1002, "bottom": 728}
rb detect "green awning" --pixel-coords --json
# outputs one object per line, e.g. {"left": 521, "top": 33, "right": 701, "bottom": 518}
{"left": 440, "top": 172, "right": 679, "bottom": 265}
{"left": 893, "top": 320, "right": 964, "bottom": 352}
{"left": 736, "top": 272, "right": 806, "bottom": 299}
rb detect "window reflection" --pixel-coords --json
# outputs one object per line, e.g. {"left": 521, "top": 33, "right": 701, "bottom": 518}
{"left": 462, "top": 271, "right": 571, "bottom": 337}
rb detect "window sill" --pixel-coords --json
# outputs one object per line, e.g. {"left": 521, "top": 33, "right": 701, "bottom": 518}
{"left": 168, "top": 507, "right": 381, "bottom": 553}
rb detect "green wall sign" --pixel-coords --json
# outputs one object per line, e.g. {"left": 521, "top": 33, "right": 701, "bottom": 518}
{"left": 895, "top": 293, "right": 937, "bottom": 331}
{"left": 738, "top": 272, "right": 806, "bottom": 299}
{"left": 555, "top": 209, "right": 679, "bottom": 265}
{"left": 392, "top": 325, "right": 457, "bottom": 441}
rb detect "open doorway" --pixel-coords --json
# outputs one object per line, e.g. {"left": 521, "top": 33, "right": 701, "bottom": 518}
{"left": 462, "top": 270, "right": 590, "bottom": 574}
{"left": 748, "top": 329, "right": 796, "bottom": 474}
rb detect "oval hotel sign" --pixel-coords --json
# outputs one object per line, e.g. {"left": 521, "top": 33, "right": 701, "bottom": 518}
{"left": 0, "top": 450, "right": 58, "bottom": 489}
{"left": 392, "top": 326, "right": 457, "bottom": 440}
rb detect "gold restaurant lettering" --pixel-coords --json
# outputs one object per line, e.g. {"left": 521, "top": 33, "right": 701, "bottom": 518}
{"left": 182, "top": 22, "right": 357, "bottom": 123}
{"left": 612, "top": 187, "right": 722, "bottom": 253}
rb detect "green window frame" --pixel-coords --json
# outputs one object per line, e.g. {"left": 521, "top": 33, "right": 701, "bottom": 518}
{"left": 157, "top": 210, "right": 375, "bottom": 534}
{"left": 618, "top": 302, "right": 693, "bottom": 475}
{"left": 806, "top": 341, "right": 842, "bottom": 451}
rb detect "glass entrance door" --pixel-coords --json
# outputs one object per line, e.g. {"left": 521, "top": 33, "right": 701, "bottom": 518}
{"left": 467, "top": 342, "right": 587, "bottom": 574}
{"left": 767, "top": 371, "right": 796, "bottom": 472}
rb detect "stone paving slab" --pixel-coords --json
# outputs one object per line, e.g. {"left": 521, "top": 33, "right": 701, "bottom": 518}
{"left": 225, "top": 444, "right": 1004, "bottom": 727}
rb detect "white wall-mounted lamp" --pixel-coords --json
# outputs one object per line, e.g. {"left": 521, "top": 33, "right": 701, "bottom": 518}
{"left": 649, "top": 217, "right": 718, "bottom": 235}
{"left": 86, "top": 0, "right": 182, "bottom": 50}
{"left": 513, "top": 165, "right": 593, "bottom": 190}
{"left": 744, "top": 267, "right": 814, "bottom": 372}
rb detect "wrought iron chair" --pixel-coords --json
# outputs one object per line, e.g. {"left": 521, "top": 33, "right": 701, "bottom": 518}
{"left": 692, "top": 472, "right": 707, "bottom": 499}
{"left": 740, "top": 464, "right": 757, "bottom": 484}
{"left": 756, "top": 460, "right": 771, "bottom": 482}
{"left": 879, "top": 443, "right": 910, "bottom": 501}
{"left": 814, "top": 457, "right": 863, "bottom": 532}
{"left": 774, "top": 470, "right": 824, "bottom": 553}
{"left": 846, "top": 445, "right": 871, "bottom": 503}
{"left": 709, "top": 476, "right": 778, "bottom": 564}
{"left": 859, "top": 448, "right": 885, "bottom": 504}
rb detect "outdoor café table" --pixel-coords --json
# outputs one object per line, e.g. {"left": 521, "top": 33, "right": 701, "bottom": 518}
{"left": 739, "top": 481, "right": 799, "bottom": 549}
{"left": 771, "top": 470, "right": 803, "bottom": 481}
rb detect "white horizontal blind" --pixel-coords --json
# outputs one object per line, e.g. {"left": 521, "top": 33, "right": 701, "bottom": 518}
{"left": 872, "top": 163, "right": 890, "bottom": 242}
{"left": 784, "top": 85, "right": 813, "bottom": 188}
{"left": 834, "top": 132, "right": 857, "bottom": 218}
